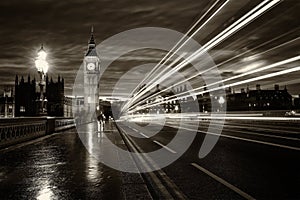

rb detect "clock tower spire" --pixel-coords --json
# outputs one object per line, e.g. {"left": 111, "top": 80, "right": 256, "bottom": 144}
{"left": 88, "top": 26, "right": 96, "bottom": 48}
{"left": 86, "top": 26, "right": 97, "bottom": 56}
{"left": 83, "top": 27, "right": 100, "bottom": 116}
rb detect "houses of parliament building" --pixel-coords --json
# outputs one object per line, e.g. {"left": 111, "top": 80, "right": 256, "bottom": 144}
{"left": 14, "top": 75, "right": 64, "bottom": 117}
{"left": 0, "top": 75, "right": 64, "bottom": 118}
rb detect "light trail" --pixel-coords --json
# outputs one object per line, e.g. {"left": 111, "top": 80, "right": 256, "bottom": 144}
{"left": 123, "top": 0, "right": 228, "bottom": 112}
{"left": 127, "top": 37, "right": 300, "bottom": 111}
{"left": 123, "top": 0, "right": 281, "bottom": 113}
{"left": 142, "top": 0, "right": 280, "bottom": 94}
{"left": 121, "top": 113, "right": 300, "bottom": 122}
{"left": 139, "top": 0, "right": 230, "bottom": 88}
{"left": 127, "top": 55, "right": 300, "bottom": 113}
{"left": 196, "top": 55, "right": 300, "bottom": 92}
{"left": 127, "top": 64, "right": 300, "bottom": 113}
{"left": 140, "top": 0, "right": 224, "bottom": 85}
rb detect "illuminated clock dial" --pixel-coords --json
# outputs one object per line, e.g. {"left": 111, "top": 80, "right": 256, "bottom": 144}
{"left": 87, "top": 63, "right": 96, "bottom": 71}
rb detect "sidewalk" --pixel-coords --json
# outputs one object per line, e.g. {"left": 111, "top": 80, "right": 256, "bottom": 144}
{"left": 76, "top": 121, "right": 153, "bottom": 200}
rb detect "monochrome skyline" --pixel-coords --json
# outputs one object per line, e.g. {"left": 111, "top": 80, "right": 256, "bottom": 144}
{"left": 0, "top": 0, "right": 299, "bottom": 96}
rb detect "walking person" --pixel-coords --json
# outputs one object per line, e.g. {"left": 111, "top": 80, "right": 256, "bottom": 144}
{"left": 97, "top": 112, "right": 105, "bottom": 132}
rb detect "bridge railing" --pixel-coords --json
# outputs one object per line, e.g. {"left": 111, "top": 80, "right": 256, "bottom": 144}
{"left": 55, "top": 118, "right": 75, "bottom": 132}
{"left": 0, "top": 117, "right": 75, "bottom": 148}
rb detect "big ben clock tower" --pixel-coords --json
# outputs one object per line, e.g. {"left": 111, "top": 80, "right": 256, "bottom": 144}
{"left": 83, "top": 27, "right": 100, "bottom": 114}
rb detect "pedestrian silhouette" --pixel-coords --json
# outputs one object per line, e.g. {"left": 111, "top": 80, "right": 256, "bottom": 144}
{"left": 97, "top": 113, "right": 105, "bottom": 132}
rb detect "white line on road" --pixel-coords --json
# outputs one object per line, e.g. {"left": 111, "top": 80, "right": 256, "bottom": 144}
{"left": 191, "top": 163, "right": 255, "bottom": 200}
{"left": 131, "top": 127, "right": 138, "bottom": 132}
{"left": 123, "top": 124, "right": 177, "bottom": 153}
{"left": 153, "top": 140, "right": 177, "bottom": 154}
{"left": 125, "top": 125, "right": 150, "bottom": 138}
{"left": 137, "top": 131, "right": 150, "bottom": 138}
{"left": 118, "top": 125, "right": 187, "bottom": 199}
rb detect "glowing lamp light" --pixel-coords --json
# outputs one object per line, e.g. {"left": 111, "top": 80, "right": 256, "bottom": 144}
{"left": 38, "top": 50, "right": 47, "bottom": 60}
{"left": 174, "top": 105, "right": 179, "bottom": 111}
{"left": 35, "top": 44, "right": 49, "bottom": 114}
{"left": 218, "top": 96, "right": 225, "bottom": 104}
{"left": 35, "top": 45, "right": 49, "bottom": 74}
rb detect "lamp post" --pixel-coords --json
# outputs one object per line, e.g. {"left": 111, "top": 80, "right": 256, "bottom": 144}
{"left": 218, "top": 96, "right": 225, "bottom": 112}
{"left": 35, "top": 44, "right": 49, "bottom": 115}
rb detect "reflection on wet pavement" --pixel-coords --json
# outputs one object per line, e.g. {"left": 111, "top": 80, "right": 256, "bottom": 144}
{"left": 0, "top": 122, "right": 123, "bottom": 200}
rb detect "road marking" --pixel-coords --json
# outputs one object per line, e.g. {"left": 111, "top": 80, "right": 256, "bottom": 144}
{"left": 131, "top": 127, "right": 138, "bottom": 132}
{"left": 164, "top": 123, "right": 300, "bottom": 151}
{"left": 191, "top": 163, "right": 255, "bottom": 200}
{"left": 117, "top": 124, "right": 187, "bottom": 199}
{"left": 124, "top": 123, "right": 177, "bottom": 153}
{"left": 138, "top": 132, "right": 150, "bottom": 138}
{"left": 153, "top": 140, "right": 177, "bottom": 154}
{"left": 126, "top": 126, "right": 150, "bottom": 138}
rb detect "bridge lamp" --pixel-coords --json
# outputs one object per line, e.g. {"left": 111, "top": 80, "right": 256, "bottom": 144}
{"left": 35, "top": 44, "right": 49, "bottom": 114}
{"left": 218, "top": 96, "right": 225, "bottom": 104}
{"left": 218, "top": 96, "right": 225, "bottom": 112}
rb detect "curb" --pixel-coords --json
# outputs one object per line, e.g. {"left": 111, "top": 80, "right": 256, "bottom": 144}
{"left": 115, "top": 122, "right": 187, "bottom": 200}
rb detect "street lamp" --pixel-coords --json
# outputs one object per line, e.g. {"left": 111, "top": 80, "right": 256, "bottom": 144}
{"left": 218, "top": 96, "right": 225, "bottom": 112}
{"left": 174, "top": 105, "right": 179, "bottom": 113}
{"left": 35, "top": 44, "right": 49, "bottom": 115}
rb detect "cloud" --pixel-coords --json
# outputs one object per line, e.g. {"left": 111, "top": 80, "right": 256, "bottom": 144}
{"left": 0, "top": 0, "right": 299, "bottom": 96}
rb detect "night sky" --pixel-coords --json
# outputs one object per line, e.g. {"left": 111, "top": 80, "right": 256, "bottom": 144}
{"left": 0, "top": 0, "right": 299, "bottom": 96}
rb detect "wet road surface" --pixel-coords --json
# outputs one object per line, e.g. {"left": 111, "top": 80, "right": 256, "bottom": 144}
{"left": 1, "top": 118, "right": 300, "bottom": 199}
{"left": 117, "top": 119, "right": 300, "bottom": 199}
{"left": 0, "top": 124, "right": 124, "bottom": 200}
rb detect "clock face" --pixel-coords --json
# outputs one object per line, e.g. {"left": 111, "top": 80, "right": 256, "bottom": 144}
{"left": 87, "top": 63, "right": 96, "bottom": 71}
